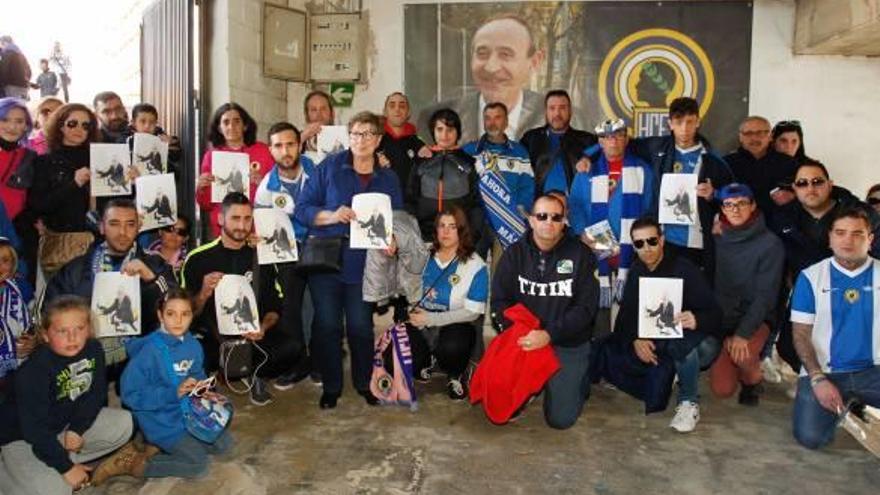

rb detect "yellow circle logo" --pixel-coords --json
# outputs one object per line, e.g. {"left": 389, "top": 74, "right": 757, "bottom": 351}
{"left": 845, "top": 288, "right": 860, "bottom": 304}
{"left": 598, "top": 29, "right": 715, "bottom": 137}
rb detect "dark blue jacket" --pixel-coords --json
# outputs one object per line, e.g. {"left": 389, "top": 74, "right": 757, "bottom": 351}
{"left": 630, "top": 135, "right": 734, "bottom": 275}
{"left": 0, "top": 340, "right": 107, "bottom": 474}
{"left": 296, "top": 150, "right": 404, "bottom": 284}
{"left": 44, "top": 243, "right": 177, "bottom": 335}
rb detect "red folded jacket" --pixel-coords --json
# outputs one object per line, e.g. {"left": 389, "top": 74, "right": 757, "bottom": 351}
{"left": 469, "top": 303, "right": 560, "bottom": 424}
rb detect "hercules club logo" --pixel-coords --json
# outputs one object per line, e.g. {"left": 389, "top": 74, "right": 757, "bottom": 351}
{"left": 598, "top": 29, "right": 715, "bottom": 138}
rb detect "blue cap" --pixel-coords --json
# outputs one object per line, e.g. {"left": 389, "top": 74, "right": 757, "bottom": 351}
{"left": 716, "top": 183, "right": 754, "bottom": 202}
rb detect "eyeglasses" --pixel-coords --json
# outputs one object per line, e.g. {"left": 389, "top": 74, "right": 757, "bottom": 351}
{"left": 162, "top": 226, "right": 188, "bottom": 236}
{"left": 533, "top": 212, "right": 565, "bottom": 223}
{"left": 633, "top": 237, "right": 660, "bottom": 250}
{"left": 64, "top": 119, "right": 93, "bottom": 131}
{"left": 349, "top": 131, "right": 377, "bottom": 141}
{"left": 793, "top": 177, "right": 827, "bottom": 189}
{"left": 721, "top": 200, "right": 752, "bottom": 211}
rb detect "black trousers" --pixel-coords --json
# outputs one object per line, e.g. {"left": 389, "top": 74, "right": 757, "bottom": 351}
{"left": 408, "top": 322, "right": 476, "bottom": 378}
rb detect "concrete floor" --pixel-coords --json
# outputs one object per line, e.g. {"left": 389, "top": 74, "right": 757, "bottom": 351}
{"left": 91, "top": 369, "right": 880, "bottom": 495}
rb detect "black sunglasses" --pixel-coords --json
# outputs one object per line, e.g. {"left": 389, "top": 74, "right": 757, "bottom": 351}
{"left": 162, "top": 226, "right": 188, "bottom": 236}
{"left": 633, "top": 237, "right": 660, "bottom": 249}
{"left": 533, "top": 212, "right": 565, "bottom": 223}
{"left": 793, "top": 177, "right": 827, "bottom": 189}
{"left": 64, "top": 119, "right": 93, "bottom": 131}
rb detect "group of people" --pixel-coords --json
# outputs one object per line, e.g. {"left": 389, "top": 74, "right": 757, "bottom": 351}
{"left": 0, "top": 70, "right": 877, "bottom": 492}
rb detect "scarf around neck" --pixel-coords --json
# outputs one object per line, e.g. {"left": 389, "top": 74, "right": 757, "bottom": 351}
{"left": 589, "top": 154, "right": 647, "bottom": 307}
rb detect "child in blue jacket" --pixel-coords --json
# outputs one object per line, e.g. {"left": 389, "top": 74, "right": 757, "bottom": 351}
{"left": 121, "top": 288, "right": 232, "bottom": 479}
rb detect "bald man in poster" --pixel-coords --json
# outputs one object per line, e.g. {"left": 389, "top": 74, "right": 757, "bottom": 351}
{"left": 418, "top": 14, "right": 582, "bottom": 144}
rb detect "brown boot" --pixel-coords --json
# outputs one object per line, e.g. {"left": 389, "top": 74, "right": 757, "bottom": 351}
{"left": 91, "top": 441, "right": 149, "bottom": 485}
{"left": 142, "top": 443, "right": 161, "bottom": 458}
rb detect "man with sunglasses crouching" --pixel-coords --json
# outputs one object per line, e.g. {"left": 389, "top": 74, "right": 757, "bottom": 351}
{"left": 490, "top": 194, "right": 599, "bottom": 429}
{"left": 596, "top": 217, "right": 721, "bottom": 433}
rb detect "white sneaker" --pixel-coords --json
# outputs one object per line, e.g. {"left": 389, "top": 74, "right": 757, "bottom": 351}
{"left": 761, "top": 357, "right": 783, "bottom": 384}
{"left": 670, "top": 401, "right": 700, "bottom": 433}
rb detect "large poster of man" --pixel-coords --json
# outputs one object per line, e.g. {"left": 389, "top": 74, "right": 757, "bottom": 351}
{"left": 404, "top": 1, "right": 751, "bottom": 151}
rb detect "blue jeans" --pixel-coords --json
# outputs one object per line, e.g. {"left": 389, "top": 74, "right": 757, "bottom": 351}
{"left": 543, "top": 341, "right": 591, "bottom": 430}
{"left": 144, "top": 431, "right": 232, "bottom": 478}
{"left": 308, "top": 273, "right": 374, "bottom": 396}
{"left": 659, "top": 334, "right": 709, "bottom": 405}
{"left": 793, "top": 366, "right": 880, "bottom": 449}
{"left": 674, "top": 346, "right": 700, "bottom": 404}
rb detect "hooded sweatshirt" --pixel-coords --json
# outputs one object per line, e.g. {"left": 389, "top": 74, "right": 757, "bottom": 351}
{"left": 121, "top": 329, "right": 206, "bottom": 451}
{"left": 714, "top": 212, "right": 784, "bottom": 339}
{"left": 491, "top": 231, "right": 599, "bottom": 347}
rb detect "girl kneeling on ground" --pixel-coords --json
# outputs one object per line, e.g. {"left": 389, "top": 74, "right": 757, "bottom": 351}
{"left": 121, "top": 288, "right": 232, "bottom": 479}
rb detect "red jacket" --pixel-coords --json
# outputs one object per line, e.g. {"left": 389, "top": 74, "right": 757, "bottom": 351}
{"left": 469, "top": 303, "right": 560, "bottom": 424}
{"left": 195, "top": 142, "right": 274, "bottom": 237}
{"left": 0, "top": 146, "right": 33, "bottom": 220}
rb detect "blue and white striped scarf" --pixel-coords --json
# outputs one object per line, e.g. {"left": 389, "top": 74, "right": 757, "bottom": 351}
{"left": 476, "top": 154, "right": 527, "bottom": 249}
{"left": 0, "top": 279, "right": 30, "bottom": 377}
{"left": 589, "top": 155, "right": 647, "bottom": 308}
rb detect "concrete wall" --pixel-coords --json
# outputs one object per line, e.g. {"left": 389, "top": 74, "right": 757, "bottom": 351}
{"left": 208, "top": 0, "right": 289, "bottom": 138}
{"left": 209, "top": 0, "right": 880, "bottom": 194}
{"left": 751, "top": 0, "right": 880, "bottom": 195}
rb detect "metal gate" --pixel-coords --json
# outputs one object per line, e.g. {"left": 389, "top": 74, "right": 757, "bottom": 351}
{"left": 141, "top": 0, "right": 198, "bottom": 229}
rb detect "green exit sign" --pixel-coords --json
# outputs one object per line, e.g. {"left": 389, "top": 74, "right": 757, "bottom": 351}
{"left": 329, "top": 82, "right": 355, "bottom": 108}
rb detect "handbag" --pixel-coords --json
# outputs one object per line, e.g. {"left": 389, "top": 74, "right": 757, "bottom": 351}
{"left": 181, "top": 392, "right": 233, "bottom": 444}
{"left": 296, "top": 235, "right": 344, "bottom": 274}
{"left": 38, "top": 230, "right": 94, "bottom": 274}
{"left": 152, "top": 332, "right": 233, "bottom": 444}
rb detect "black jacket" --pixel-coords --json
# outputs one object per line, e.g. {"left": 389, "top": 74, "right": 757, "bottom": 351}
{"left": 0, "top": 339, "right": 106, "bottom": 474}
{"left": 491, "top": 232, "right": 599, "bottom": 347}
{"left": 723, "top": 147, "right": 797, "bottom": 220}
{"left": 45, "top": 243, "right": 177, "bottom": 335}
{"left": 407, "top": 148, "right": 482, "bottom": 241}
{"left": 613, "top": 249, "right": 723, "bottom": 343}
{"left": 770, "top": 185, "right": 880, "bottom": 276}
{"left": 28, "top": 145, "right": 92, "bottom": 232}
{"left": 377, "top": 131, "right": 424, "bottom": 204}
{"left": 629, "top": 134, "right": 734, "bottom": 274}
{"left": 520, "top": 125, "right": 596, "bottom": 194}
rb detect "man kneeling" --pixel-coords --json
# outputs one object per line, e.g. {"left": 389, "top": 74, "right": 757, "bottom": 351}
{"left": 791, "top": 208, "right": 880, "bottom": 449}
{"left": 491, "top": 194, "right": 599, "bottom": 429}
{"left": 599, "top": 218, "right": 722, "bottom": 433}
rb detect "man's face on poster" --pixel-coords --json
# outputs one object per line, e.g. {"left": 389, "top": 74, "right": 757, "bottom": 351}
{"left": 471, "top": 18, "right": 542, "bottom": 108}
